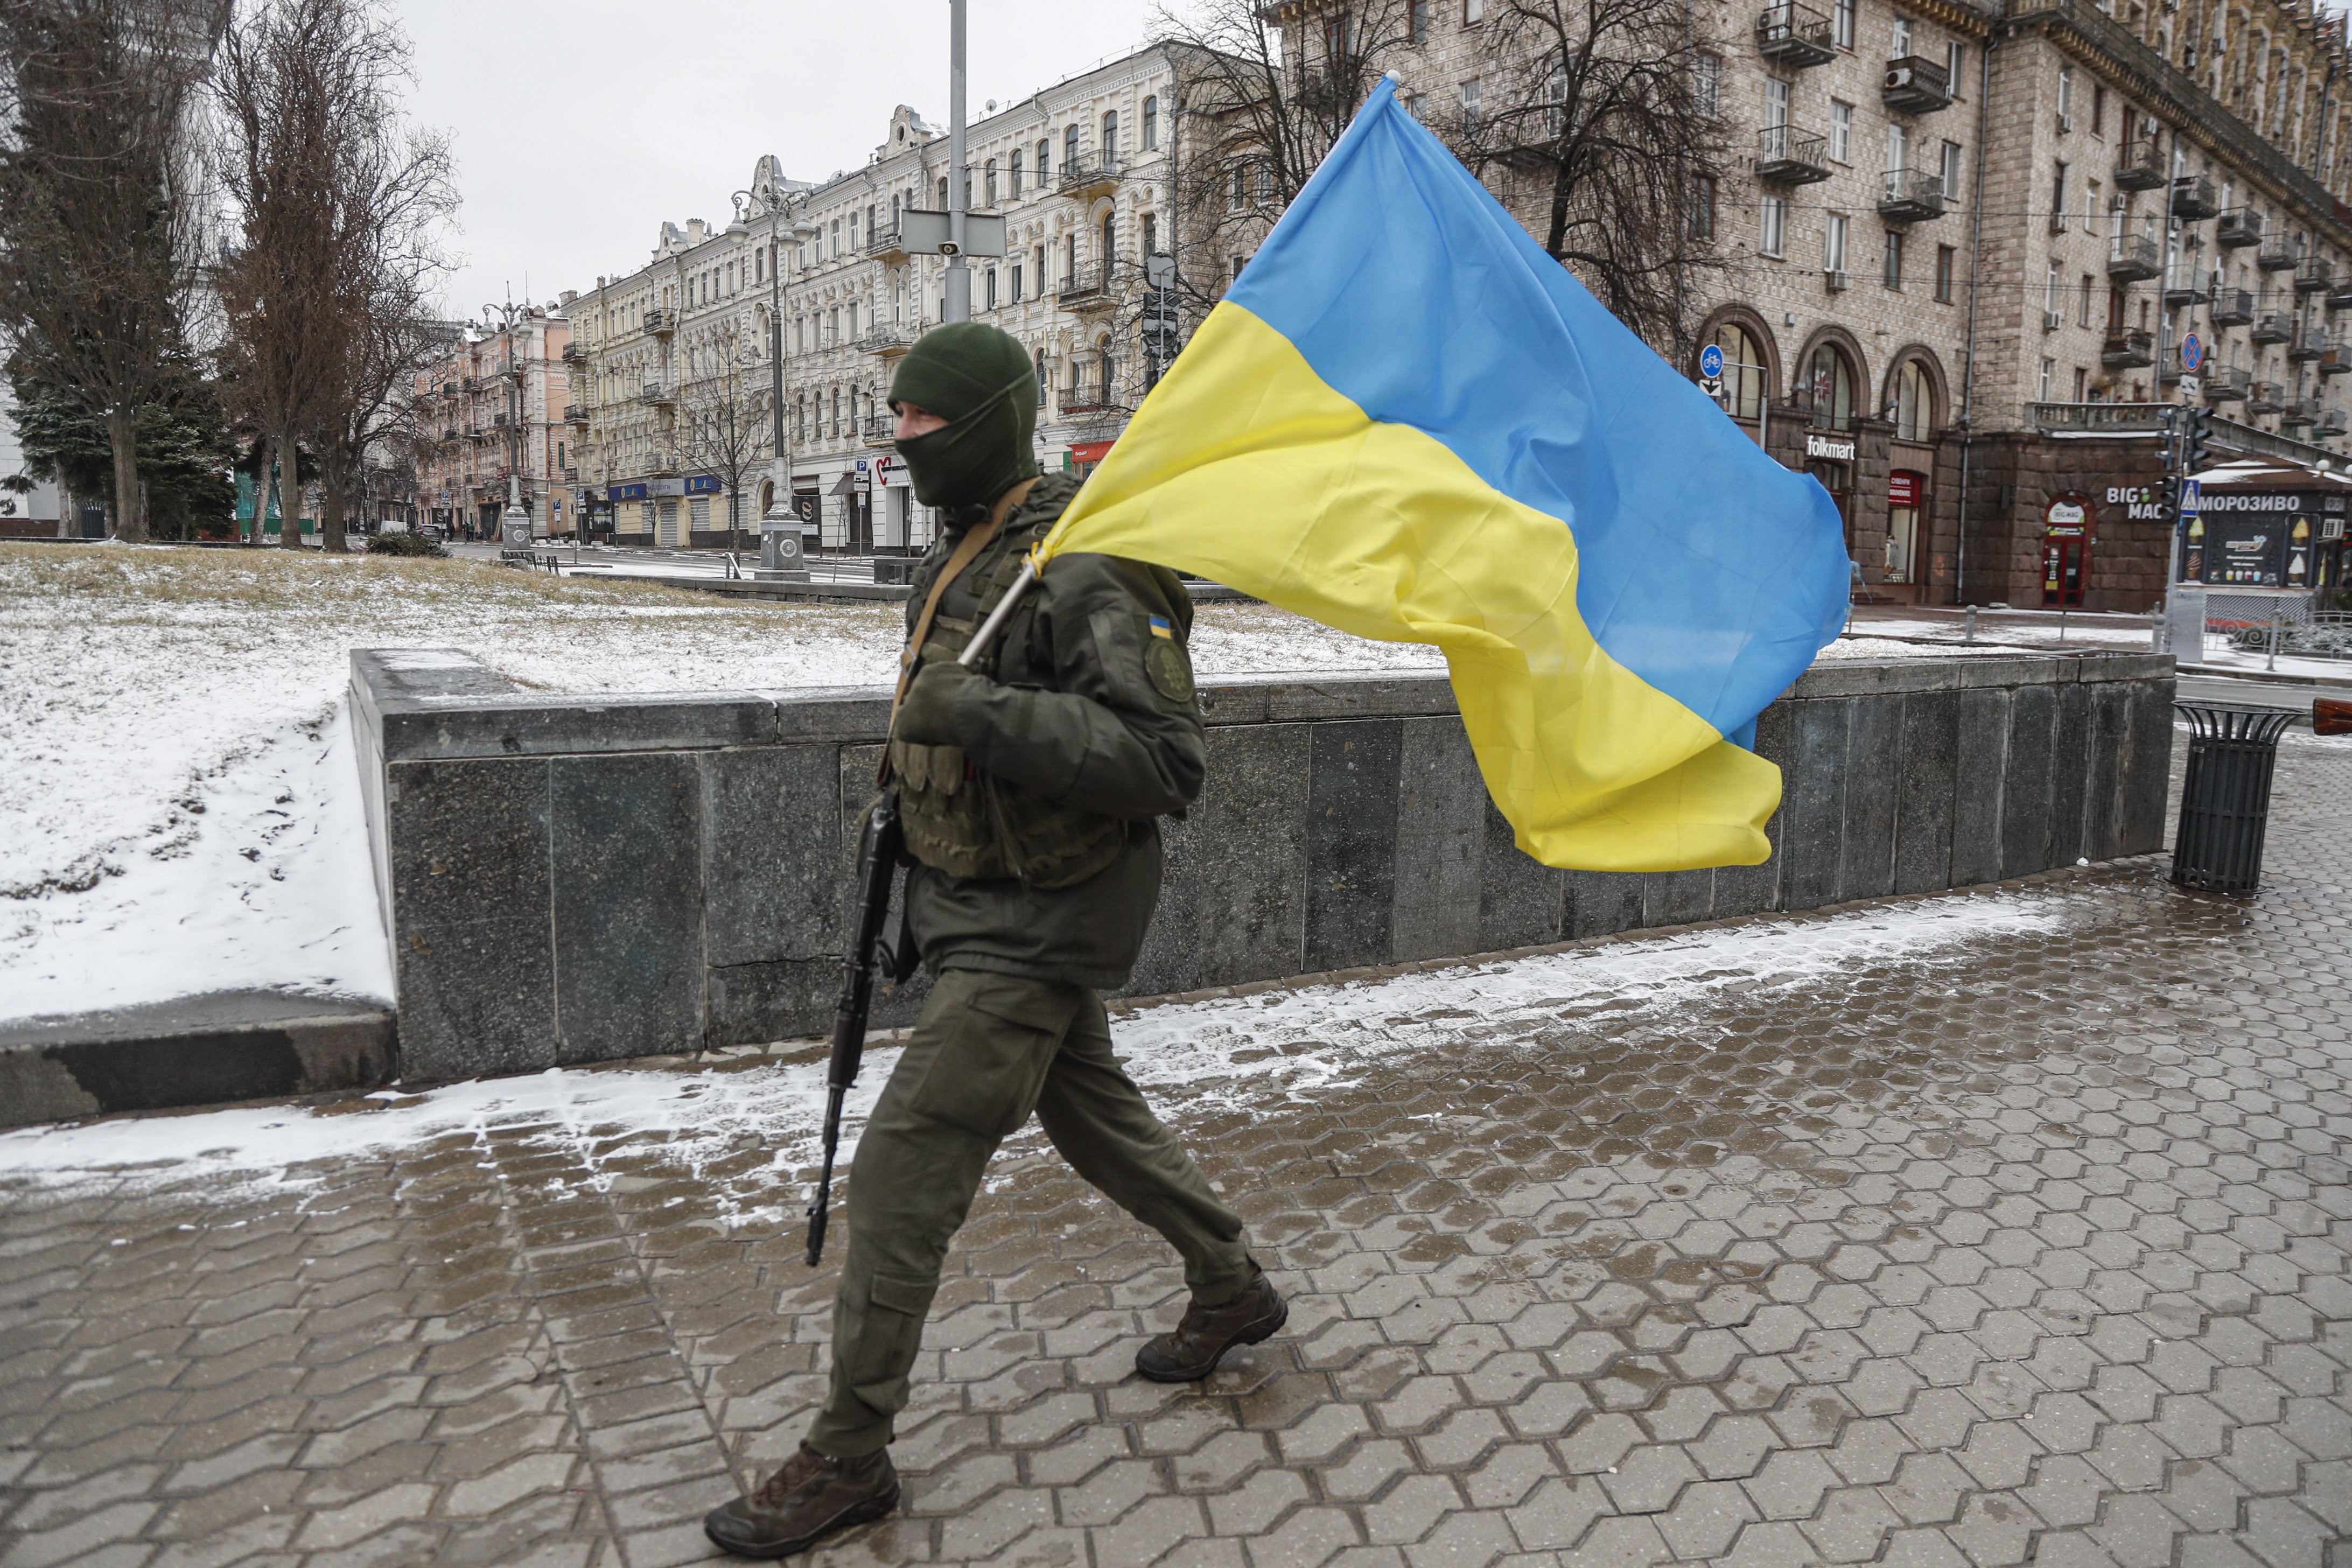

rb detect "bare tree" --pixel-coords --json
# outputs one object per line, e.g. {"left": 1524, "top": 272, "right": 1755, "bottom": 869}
{"left": 213, "top": 0, "right": 442, "bottom": 551}
{"left": 0, "top": 0, "right": 222, "bottom": 542}
{"left": 1457, "top": 0, "right": 1728, "bottom": 354}
{"left": 673, "top": 326, "right": 772, "bottom": 554}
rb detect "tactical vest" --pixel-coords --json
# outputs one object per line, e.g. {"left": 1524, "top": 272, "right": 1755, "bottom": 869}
{"left": 888, "top": 505, "right": 1130, "bottom": 891}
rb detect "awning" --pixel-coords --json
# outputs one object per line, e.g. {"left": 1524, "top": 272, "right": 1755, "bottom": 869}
{"left": 1069, "top": 439, "right": 1116, "bottom": 464}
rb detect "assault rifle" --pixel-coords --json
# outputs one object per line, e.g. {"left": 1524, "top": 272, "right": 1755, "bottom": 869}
{"left": 803, "top": 557, "right": 1042, "bottom": 1268}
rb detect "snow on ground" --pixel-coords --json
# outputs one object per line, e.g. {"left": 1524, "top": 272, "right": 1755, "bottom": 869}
{"left": 0, "top": 887, "right": 2069, "bottom": 1209}
{"left": 0, "top": 544, "right": 1434, "bottom": 1024}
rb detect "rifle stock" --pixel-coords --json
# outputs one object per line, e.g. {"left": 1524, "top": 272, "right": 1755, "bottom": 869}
{"left": 806, "top": 789, "right": 904, "bottom": 1267}
{"left": 2316, "top": 697, "right": 2352, "bottom": 737}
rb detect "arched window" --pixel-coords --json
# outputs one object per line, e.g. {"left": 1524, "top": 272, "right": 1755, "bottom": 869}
{"left": 1035, "top": 348, "right": 1048, "bottom": 404}
{"left": 1103, "top": 110, "right": 1120, "bottom": 168}
{"left": 1892, "top": 359, "right": 1934, "bottom": 440}
{"left": 1037, "top": 137, "right": 1052, "bottom": 182}
{"left": 1143, "top": 95, "right": 1159, "bottom": 150}
{"left": 1805, "top": 343, "right": 1857, "bottom": 431}
{"left": 1100, "top": 343, "right": 1116, "bottom": 402}
{"left": 1066, "top": 123, "right": 1082, "bottom": 171}
{"left": 1009, "top": 150, "right": 1023, "bottom": 198}
{"left": 1705, "top": 321, "right": 1768, "bottom": 420}
{"left": 1100, "top": 212, "right": 1115, "bottom": 281}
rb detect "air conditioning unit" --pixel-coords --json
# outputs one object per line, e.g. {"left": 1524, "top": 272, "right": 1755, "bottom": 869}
{"left": 2049, "top": 211, "right": 2069, "bottom": 234}
{"left": 2044, "top": 309, "right": 2066, "bottom": 329}
{"left": 1886, "top": 66, "right": 1914, "bottom": 90}
{"left": 2325, "top": 515, "right": 2346, "bottom": 540}
{"left": 1825, "top": 269, "right": 1851, "bottom": 292}
{"left": 2057, "top": 112, "right": 2073, "bottom": 132}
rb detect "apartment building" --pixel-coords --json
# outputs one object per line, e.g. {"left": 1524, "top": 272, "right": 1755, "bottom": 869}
{"left": 564, "top": 47, "right": 1195, "bottom": 552}
{"left": 1286, "top": 0, "right": 2352, "bottom": 608}
{"left": 410, "top": 309, "right": 573, "bottom": 540}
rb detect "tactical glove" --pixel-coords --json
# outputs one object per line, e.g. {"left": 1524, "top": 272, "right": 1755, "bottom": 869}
{"left": 893, "top": 660, "right": 979, "bottom": 747}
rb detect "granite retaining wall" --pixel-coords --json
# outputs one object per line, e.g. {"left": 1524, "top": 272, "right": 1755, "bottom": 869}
{"left": 352, "top": 649, "right": 2177, "bottom": 1084}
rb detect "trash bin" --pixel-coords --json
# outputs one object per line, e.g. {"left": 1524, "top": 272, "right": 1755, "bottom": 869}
{"left": 2171, "top": 702, "right": 2298, "bottom": 892}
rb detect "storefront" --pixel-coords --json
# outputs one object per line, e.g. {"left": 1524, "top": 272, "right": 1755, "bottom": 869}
{"left": 2181, "top": 458, "right": 2352, "bottom": 599}
{"left": 1066, "top": 438, "right": 1116, "bottom": 481}
{"left": 1803, "top": 430, "right": 1856, "bottom": 556}
{"left": 1883, "top": 468, "right": 1927, "bottom": 600}
{"left": 2041, "top": 494, "right": 2094, "bottom": 607}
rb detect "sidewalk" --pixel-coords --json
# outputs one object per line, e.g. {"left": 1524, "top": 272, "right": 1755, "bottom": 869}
{"left": 3, "top": 737, "right": 2348, "bottom": 1568}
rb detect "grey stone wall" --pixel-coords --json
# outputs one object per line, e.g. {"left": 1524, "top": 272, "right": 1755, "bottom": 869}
{"left": 353, "top": 650, "right": 2177, "bottom": 1084}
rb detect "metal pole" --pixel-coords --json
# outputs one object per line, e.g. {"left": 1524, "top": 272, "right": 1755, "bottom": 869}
{"left": 944, "top": 0, "right": 970, "bottom": 324}
{"left": 2158, "top": 121, "right": 2182, "bottom": 646}
{"left": 770, "top": 206, "right": 790, "bottom": 497}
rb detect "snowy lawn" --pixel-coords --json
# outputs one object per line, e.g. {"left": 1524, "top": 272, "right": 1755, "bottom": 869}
{"left": 0, "top": 544, "right": 1436, "bottom": 1024}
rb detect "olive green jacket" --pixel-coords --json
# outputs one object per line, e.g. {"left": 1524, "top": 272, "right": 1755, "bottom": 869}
{"left": 899, "top": 472, "right": 1205, "bottom": 989}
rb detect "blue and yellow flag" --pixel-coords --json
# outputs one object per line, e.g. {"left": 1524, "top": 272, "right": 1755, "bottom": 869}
{"left": 1038, "top": 80, "right": 1849, "bottom": 871}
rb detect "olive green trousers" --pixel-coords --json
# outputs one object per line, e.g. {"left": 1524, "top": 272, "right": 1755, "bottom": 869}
{"left": 806, "top": 967, "right": 1255, "bottom": 1458}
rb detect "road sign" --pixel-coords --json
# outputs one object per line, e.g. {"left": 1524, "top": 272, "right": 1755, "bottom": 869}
{"left": 2180, "top": 478, "right": 2201, "bottom": 517}
{"left": 1700, "top": 374, "right": 1725, "bottom": 400}
{"left": 1145, "top": 251, "right": 1176, "bottom": 290}
{"left": 2176, "top": 374, "right": 2201, "bottom": 399}
{"left": 2180, "top": 333, "right": 2204, "bottom": 371}
{"left": 1699, "top": 344, "right": 1725, "bottom": 380}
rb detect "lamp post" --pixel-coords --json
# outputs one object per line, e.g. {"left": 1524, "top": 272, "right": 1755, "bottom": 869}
{"left": 483, "top": 297, "right": 533, "bottom": 554}
{"left": 944, "top": 0, "right": 970, "bottom": 323}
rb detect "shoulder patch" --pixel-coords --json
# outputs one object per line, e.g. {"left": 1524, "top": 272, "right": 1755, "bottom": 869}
{"left": 1145, "top": 637, "right": 1195, "bottom": 704}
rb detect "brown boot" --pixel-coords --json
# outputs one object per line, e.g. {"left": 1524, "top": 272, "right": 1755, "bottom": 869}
{"left": 703, "top": 1440, "right": 899, "bottom": 1559}
{"left": 1135, "top": 1270, "right": 1288, "bottom": 1382}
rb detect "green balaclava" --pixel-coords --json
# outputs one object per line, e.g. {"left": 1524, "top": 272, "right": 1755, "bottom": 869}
{"left": 888, "top": 321, "right": 1040, "bottom": 515}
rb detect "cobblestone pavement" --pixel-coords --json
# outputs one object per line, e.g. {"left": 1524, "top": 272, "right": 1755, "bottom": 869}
{"left": 3, "top": 729, "right": 2348, "bottom": 1568}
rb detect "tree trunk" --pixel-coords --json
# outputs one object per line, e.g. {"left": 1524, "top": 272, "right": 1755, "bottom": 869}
{"left": 106, "top": 403, "right": 146, "bottom": 542}
{"left": 320, "top": 447, "right": 348, "bottom": 555}
{"left": 271, "top": 421, "right": 301, "bottom": 549}
{"left": 250, "top": 435, "right": 274, "bottom": 545}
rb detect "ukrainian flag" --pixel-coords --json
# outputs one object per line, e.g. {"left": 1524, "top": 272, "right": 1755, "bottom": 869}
{"left": 1038, "top": 80, "right": 1849, "bottom": 871}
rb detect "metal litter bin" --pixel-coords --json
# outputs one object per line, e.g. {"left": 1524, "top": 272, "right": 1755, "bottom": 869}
{"left": 2172, "top": 703, "right": 2297, "bottom": 892}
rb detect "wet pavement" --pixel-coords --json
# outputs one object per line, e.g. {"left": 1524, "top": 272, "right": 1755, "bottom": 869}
{"left": 3, "top": 730, "right": 2349, "bottom": 1568}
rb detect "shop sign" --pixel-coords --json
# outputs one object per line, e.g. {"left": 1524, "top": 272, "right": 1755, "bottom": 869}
{"left": 2043, "top": 495, "right": 2092, "bottom": 539}
{"left": 2199, "top": 491, "right": 2300, "bottom": 512}
{"left": 2104, "top": 485, "right": 2167, "bottom": 521}
{"left": 1888, "top": 471, "right": 1921, "bottom": 508}
{"left": 2206, "top": 519, "right": 2288, "bottom": 585}
{"left": 1804, "top": 432, "right": 1857, "bottom": 461}
{"left": 683, "top": 474, "right": 722, "bottom": 495}
{"left": 608, "top": 482, "right": 649, "bottom": 501}
{"left": 878, "top": 454, "right": 909, "bottom": 488}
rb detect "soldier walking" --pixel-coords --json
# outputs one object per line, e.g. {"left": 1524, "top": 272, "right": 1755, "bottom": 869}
{"left": 705, "top": 322, "right": 1286, "bottom": 1559}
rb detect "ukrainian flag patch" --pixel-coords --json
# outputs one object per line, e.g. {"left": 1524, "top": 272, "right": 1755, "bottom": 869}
{"left": 1149, "top": 615, "right": 1174, "bottom": 639}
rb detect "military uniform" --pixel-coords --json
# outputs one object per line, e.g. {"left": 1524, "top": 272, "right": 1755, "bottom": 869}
{"left": 804, "top": 471, "right": 1258, "bottom": 1459}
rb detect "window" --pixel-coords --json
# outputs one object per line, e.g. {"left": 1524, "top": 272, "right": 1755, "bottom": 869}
{"left": 1411, "top": 0, "right": 1430, "bottom": 40}
{"left": 1708, "top": 321, "right": 1767, "bottom": 418}
{"left": 2057, "top": 66, "right": 2074, "bottom": 128}
{"left": 938, "top": 176, "right": 949, "bottom": 207}
{"left": 1037, "top": 138, "right": 1051, "bottom": 181}
{"left": 1034, "top": 349, "right": 1048, "bottom": 404}
{"left": 1893, "top": 359, "right": 1933, "bottom": 439}
{"left": 829, "top": 305, "right": 840, "bottom": 342}
{"left": 1065, "top": 233, "right": 1077, "bottom": 286}
{"left": 1461, "top": 78, "right": 1482, "bottom": 133}
{"left": 1946, "top": 40, "right": 1966, "bottom": 95}
{"left": 1011, "top": 262, "right": 1024, "bottom": 303}
{"left": 1066, "top": 124, "right": 1081, "bottom": 170}
{"left": 2091, "top": 83, "right": 2106, "bottom": 136}
{"left": 1830, "top": 100, "right": 1853, "bottom": 163}
{"left": 2084, "top": 178, "right": 2098, "bottom": 231}
{"left": 1941, "top": 140, "right": 1964, "bottom": 206}
{"left": 1694, "top": 53, "right": 1719, "bottom": 116}
{"left": 2079, "top": 273, "right": 2094, "bottom": 326}
{"left": 1690, "top": 176, "right": 1716, "bottom": 241}
{"left": 1826, "top": 212, "right": 1849, "bottom": 276}
{"left": 985, "top": 159, "right": 998, "bottom": 205}
{"left": 1142, "top": 212, "right": 1158, "bottom": 257}
{"left": 2036, "top": 360, "right": 2054, "bottom": 401}
{"left": 1100, "top": 212, "right": 1115, "bottom": 277}
{"left": 2053, "top": 162, "right": 2069, "bottom": 224}
{"left": 1935, "top": 243, "right": 1955, "bottom": 301}
{"left": 1888, "top": 122, "right": 1909, "bottom": 178}
{"left": 1465, "top": 0, "right": 1483, "bottom": 20}
{"left": 1833, "top": 0, "right": 1854, "bottom": 48}
{"left": 1884, "top": 230, "right": 1903, "bottom": 288}
{"left": 2072, "top": 366, "right": 2088, "bottom": 401}
{"left": 2046, "top": 258, "right": 2062, "bottom": 317}
{"left": 1761, "top": 194, "right": 1787, "bottom": 256}
{"left": 1231, "top": 165, "right": 1248, "bottom": 210}
{"left": 1142, "top": 96, "right": 1158, "bottom": 150}
{"left": 1891, "top": 15, "right": 1911, "bottom": 58}
{"left": 1102, "top": 110, "right": 1119, "bottom": 168}
{"left": 1806, "top": 344, "right": 1856, "bottom": 427}
{"left": 1009, "top": 151, "right": 1023, "bottom": 199}
{"left": 985, "top": 268, "right": 997, "bottom": 309}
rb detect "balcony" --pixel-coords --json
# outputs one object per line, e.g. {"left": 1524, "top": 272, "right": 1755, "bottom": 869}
{"left": 1060, "top": 387, "right": 1118, "bottom": 416}
{"left": 2283, "top": 398, "right": 2319, "bottom": 429}
{"left": 2162, "top": 268, "right": 2209, "bottom": 308}
{"left": 1880, "top": 55, "right": 1951, "bottom": 114}
{"left": 461, "top": 375, "right": 482, "bottom": 391}
{"left": 1057, "top": 158, "right": 1122, "bottom": 198}
{"left": 2248, "top": 380, "right": 2285, "bottom": 414}
{"left": 864, "top": 225, "right": 906, "bottom": 261}
{"left": 862, "top": 414, "right": 895, "bottom": 446}
{"left": 861, "top": 327, "right": 911, "bottom": 358}
{"left": 2290, "top": 328, "right": 2327, "bottom": 362}
{"left": 2216, "top": 209, "right": 2263, "bottom": 249}
{"left": 2257, "top": 237, "right": 2298, "bottom": 271}
{"left": 2298, "top": 258, "right": 2335, "bottom": 295}
{"left": 564, "top": 403, "right": 588, "bottom": 423}
{"left": 2099, "top": 329, "right": 2154, "bottom": 369}
{"left": 1755, "top": 2, "right": 1836, "bottom": 66}
{"left": 1755, "top": 124, "right": 1831, "bottom": 185}
{"left": 2323, "top": 341, "right": 2352, "bottom": 376}
{"left": 2204, "top": 367, "right": 2251, "bottom": 401}
{"left": 2106, "top": 233, "right": 2161, "bottom": 281}
{"left": 2329, "top": 278, "right": 2352, "bottom": 311}
{"left": 438, "top": 427, "right": 458, "bottom": 443}
{"left": 2322, "top": 408, "right": 2349, "bottom": 436}
{"left": 2209, "top": 288, "right": 2255, "bottom": 326}
{"left": 2252, "top": 310, "right": 2293, "bottom": 344}
{"left": 492, "top": 411, "right": 510, "bottom": 428}
{"left": 644, "top": 307, "right": 674, "bottom": 336}
{"left": 1057, "top": 264, "right": 1117, "bottom": 310}
{"left": 561, "top": 342, "right": 586, "bottom": 362}
{"left": 2114, "top": 134, "right": 2166, "bottom": 191}
{"left": 1876, "top": 169, "right": 1945, "bottom": 223}
{"left": 2171, "top": 173, "right": 2218, "bottom": 220}
{"left": 641, "top": 380, "right": 674, "bottom": 407}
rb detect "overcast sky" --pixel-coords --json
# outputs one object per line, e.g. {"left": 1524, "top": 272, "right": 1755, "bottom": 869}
{"left": 400, "top": 0, "right": 1160, "bottom": 324}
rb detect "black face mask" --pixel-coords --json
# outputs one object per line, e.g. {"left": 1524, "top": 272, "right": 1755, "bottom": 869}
{"left": 895, "top": 379, "right": 1038, "bottom": 512}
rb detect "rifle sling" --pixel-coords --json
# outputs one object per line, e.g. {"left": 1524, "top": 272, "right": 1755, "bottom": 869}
{"left": 881, "top": 477, "right": 1039, "bottom": 782}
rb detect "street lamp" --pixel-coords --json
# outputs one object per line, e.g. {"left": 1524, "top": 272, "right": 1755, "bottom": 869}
{"left": 482, "top": 297, "right": 535, "bottom": 554}
{"left": 730, "top": 185, "right": 818, "bottom": 565}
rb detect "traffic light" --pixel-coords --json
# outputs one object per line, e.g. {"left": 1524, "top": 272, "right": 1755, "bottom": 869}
{"left": 2181, "top": 405, "right": 2213, "bottom": 475}
{"left": 2158, "top": 406, "right": 2182, "bottom": 471}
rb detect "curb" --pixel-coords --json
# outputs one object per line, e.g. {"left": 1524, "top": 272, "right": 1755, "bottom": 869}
{"left": 0, "top": 991, "right": 396, "bottom": 1130}
{"left": 2175, "top": 662, "right": 2349, "bottom": 689}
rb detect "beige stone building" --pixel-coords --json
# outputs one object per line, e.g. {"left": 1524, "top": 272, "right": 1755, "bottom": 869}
{"left": 410, "top": 310, "right": 573, "bottom": 540}
{"left": 563, "top": 47, "right": 1202, "bottom": 552}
